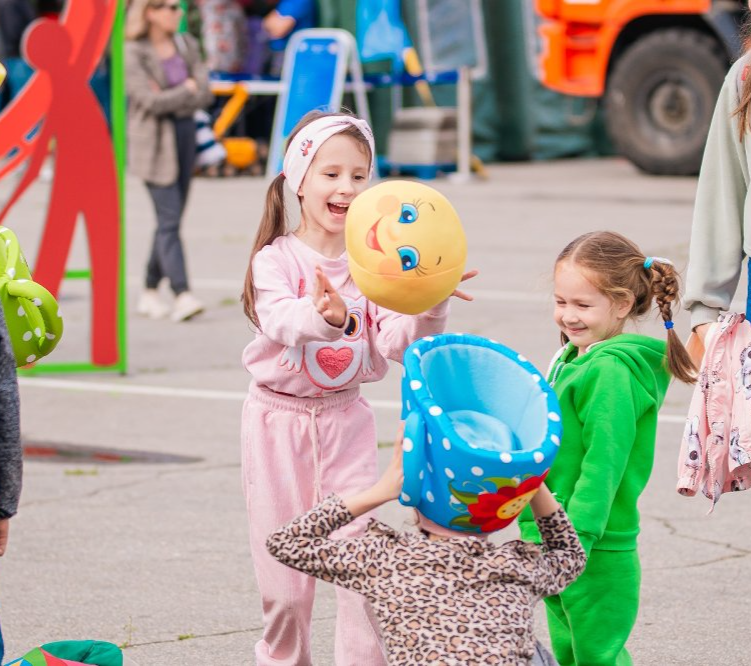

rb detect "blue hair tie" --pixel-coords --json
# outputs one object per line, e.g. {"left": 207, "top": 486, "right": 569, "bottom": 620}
{"left": 644, "top": 257, "right": 654, "bottom": 269}
{"left": 664, "top": 320, "right": 674, "bottom": 330}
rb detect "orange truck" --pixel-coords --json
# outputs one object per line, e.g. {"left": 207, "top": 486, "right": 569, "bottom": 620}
{"left": 532, "top": 0, "right": 747, "bottom": 174}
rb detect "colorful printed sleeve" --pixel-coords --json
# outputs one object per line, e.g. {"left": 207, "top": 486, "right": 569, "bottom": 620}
{"left": 374, "top": 300, "right": 449, "bottom": 362}
{"left": 266, "top": 495, "right": 389, "bottom": 594}
{"left": 529, "top": 508, "right": 586, "bottom": 597}
{"left": 252, "top": 247, "right": 345, "bottom": 348}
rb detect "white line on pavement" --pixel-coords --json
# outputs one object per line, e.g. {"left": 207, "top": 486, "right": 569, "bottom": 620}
{"left": 18, "top": 377, "right": 248, "bottom": 402}
{"left": 18, "top": 377, "right": 687, "bottom": 423}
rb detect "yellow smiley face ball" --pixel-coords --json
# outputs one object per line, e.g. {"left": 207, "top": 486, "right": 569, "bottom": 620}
{"left": 345, "top": 180, "right": 467, "bottom": 315}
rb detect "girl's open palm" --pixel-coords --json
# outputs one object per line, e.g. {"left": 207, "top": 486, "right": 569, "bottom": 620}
{"left": 314, "top": 266, "right": 347, "bottom": 327}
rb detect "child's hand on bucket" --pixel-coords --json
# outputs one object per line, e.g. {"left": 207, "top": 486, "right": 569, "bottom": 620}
{"left": 376, "top": 423, "right": 406, "bottom": 502}
{"left": 344, "top": 424, "right": 405, "bottom": 518}
{"left": 528, "top": 483, "right": 561, "bottom": 519}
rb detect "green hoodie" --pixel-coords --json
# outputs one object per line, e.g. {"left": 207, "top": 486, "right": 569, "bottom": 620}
{"left": 518, "top": 334, "right": 670, "bottom": 555}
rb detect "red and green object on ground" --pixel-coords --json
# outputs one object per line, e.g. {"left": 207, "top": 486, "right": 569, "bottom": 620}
{"left": 5, "top": 640, "right": 130, "bottom": 666}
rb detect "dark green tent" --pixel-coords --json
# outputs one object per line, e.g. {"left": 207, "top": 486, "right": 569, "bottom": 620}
{"left": 316, "top": 0, "right": 612, "bottom": 162}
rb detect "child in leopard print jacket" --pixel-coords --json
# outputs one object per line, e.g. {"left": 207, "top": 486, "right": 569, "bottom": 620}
{"left": 267, "top": 436, "right": 586, "bottom": 666}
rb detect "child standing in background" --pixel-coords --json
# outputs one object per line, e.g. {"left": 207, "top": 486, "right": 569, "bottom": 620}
{"left": 519, "top": 231, "right": 695, "bottom": 666}
{"left": 240, "top": 110, "right": 474, "bottom": 665}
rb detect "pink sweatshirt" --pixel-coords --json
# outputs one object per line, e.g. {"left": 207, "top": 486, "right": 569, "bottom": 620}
{"left": 243, "top": 234, "right": 450, "bottom": 397}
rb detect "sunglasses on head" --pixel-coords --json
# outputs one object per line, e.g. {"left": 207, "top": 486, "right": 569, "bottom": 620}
{"left": 151, "top": 2, "right": 181, "bottom": 10}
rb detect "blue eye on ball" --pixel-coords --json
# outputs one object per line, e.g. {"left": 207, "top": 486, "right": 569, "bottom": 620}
{"left": 398, "top": 246, "right": 420, "bottom": 271}
{"left": 399, "top": 203, "right": 418, "bottom": 224}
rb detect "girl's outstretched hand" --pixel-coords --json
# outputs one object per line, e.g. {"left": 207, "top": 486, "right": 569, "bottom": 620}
{"left": 314, "top": 266, "right": 347, "bottom": 327}
{"left": 451, "top": 269, "right": 479, "bottom": 302}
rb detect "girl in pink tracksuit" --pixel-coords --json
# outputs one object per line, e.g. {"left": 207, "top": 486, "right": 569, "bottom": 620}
{"left": 240, "top": 110, "right": 474, "bottom": 666}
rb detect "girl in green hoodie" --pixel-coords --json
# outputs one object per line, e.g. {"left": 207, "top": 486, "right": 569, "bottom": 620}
{"left": 519, "top": 231, "right": 696, "bottom": 666}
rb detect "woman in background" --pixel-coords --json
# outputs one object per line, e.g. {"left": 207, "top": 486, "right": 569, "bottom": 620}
{"left": 125, "top": 0, "right": 213, "bottom": 321}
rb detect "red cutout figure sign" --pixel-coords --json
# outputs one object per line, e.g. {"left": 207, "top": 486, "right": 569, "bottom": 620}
{"left": 0, "top": 0, "right": 119, "bottom": 365}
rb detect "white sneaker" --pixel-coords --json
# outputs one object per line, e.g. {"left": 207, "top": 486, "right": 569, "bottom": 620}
{"left": 171, "top": 291, "right": 204, "bottom": 322}
{"left": 136, "top": 289, "right": 169, "bottom": 319}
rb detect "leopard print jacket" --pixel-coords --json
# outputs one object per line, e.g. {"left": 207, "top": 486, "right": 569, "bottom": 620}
{"left": 267, "top": 495, "right": 586, "bottom": 665}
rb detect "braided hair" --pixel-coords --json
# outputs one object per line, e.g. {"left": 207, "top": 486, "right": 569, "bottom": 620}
{"left": 556, "top": 231, "right": 696, "bottom": 384}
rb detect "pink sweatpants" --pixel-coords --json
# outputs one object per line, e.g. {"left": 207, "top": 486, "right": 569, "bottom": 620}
{"left": 241, "top": 383, "right": 387, "bottom": 666}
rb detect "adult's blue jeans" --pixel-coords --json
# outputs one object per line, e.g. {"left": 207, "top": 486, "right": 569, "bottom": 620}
{"left": 144, "top": 116, "right": 196, "bottom": 295}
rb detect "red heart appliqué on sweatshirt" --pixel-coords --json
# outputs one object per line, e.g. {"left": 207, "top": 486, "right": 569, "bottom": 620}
{"left": 316, "top": 347, "right": 354, "bottom": 379}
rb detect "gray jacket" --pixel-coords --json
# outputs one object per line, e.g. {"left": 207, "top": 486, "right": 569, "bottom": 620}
{"left": 0, "top": 305, "right": 21, "bottom": 519}
{"left": 686, "top": 52, "right": 751, "bottom": 328}
{"left": 125, "top": 34, "right": 214, "bottom": 186}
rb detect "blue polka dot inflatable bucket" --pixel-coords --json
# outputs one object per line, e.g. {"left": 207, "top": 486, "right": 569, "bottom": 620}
{"left": 399, "top": 334, "right": 562, "bottom": 533}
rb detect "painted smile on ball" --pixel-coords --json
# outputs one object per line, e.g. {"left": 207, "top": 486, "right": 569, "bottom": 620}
{"left": 366, "top": 217, "right": 385, "bottom": 254}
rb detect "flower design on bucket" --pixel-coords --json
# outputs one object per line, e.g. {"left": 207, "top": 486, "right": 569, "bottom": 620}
{"left": 448, "top": 473, "right": 547, "bottom": 533}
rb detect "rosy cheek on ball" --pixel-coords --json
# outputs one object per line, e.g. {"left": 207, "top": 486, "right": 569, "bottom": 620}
{"left": 376, "top": 194, "right": 400, "bottom": 216}
{"left": 378, "top": 257, "right": 402, "bottom": 276}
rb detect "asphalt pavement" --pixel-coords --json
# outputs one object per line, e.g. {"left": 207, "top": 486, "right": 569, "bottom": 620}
{"left": 1, "top": 157, "right": 749, "bottom": 665}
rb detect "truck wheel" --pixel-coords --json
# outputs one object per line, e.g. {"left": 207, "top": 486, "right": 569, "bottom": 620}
{"left": 604, "top": 28, "right": 727, "bottom": 176}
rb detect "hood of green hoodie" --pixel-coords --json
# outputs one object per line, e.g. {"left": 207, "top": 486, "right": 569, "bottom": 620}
{"left": 554, "top": 334, "right": 670, "bottom": 404}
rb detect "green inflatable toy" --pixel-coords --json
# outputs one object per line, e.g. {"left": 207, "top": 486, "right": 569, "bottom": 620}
{"left": 0, "top": 226, "right": 63, "bottom": 366}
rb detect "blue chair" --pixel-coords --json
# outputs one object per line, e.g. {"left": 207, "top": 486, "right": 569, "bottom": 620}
{"left": 266, "top": 28, "right": 371, "bottom": 177}
{"left": 399, "top": 334, "right": 562, "bottom": 533}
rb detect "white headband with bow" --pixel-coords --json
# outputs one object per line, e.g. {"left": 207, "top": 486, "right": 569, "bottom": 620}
{"left": 282, "top": 116, "right": 375, "bottom": 193}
